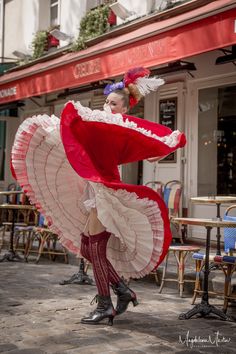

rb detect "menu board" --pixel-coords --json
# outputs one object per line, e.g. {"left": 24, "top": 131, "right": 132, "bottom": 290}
{"left": 159, "top": 98, "right": 177, "bottom": 163}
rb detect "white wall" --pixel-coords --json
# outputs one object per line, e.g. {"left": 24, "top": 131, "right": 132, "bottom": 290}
{"left": 0, "top": 0, "right": 3, "bottom": 60}
{"left": 4, "top": 0, "right": 46, "bottom": 57}
{"left": 5, "top": 0, "right": 99, "bottom": 57}
{"left": 59, "top": 0, "right": 89, "bottom": 46}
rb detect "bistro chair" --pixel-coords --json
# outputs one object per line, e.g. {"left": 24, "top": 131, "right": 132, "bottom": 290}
{"left": 0, "top": 188, "right": 32, "bottom": 252}
{"left": 145, "top": 180, "right": 164, "bottom": 197}
{"left": 6, "top": 183, "right": 17, "bottom": 204}
{"left": 24, "top": 214, "right": 68, "bottom": 264}
{"left": 16, "top": 185, "right": 30, "bottom": 206}
{"left": 13, "top": 209, "right": 39, "bottom": 259}
{"left": 158, "top": 180, "right": 201, "bottom": 296}
{"left": 145, "top": 181, "right": 164, "bottom": 284}
{"left": 0, "top": 183, "right": 17, "bottom": 232}
{"left": 192, "top": 205, "right": 236, "bottom": 313}
{"left": 163, "top": 180, "right": 185, "bottom": 243}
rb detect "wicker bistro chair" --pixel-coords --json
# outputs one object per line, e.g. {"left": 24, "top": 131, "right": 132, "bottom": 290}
{"left": 158, "top": 181, "right": 201, "bottom": 296}
{"left": 0, "top": 189, "right": 33, "bottom": 252}
{"left": 0, "top": 184, "right": 17, "bottom": 230}
{"left": 24, "top": 214, "right": 68, "bottom": 264}
{"left": 14, "top": 208, "right": 39, "bottom": 257}
{"left": 192, "top": 205, "right": 236, "bottom": 313}
{"left": 159, "top": 244, "right": 201, "bottom": 297}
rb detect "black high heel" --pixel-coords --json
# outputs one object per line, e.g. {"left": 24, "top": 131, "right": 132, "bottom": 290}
{"left": 81, "top": 295, "right": 116, "bottom": 325}
{"left": 112, "top": 281, "right": 139, "bottom": 315}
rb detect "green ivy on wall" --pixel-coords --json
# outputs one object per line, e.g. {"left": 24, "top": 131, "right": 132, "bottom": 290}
{"left": 72, "top": 5, "right": 110, "bottom": 51}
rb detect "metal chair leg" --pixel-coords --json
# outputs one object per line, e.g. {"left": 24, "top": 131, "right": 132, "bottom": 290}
{"left": 159, "top": 251, "right": 169, "bottom": 293}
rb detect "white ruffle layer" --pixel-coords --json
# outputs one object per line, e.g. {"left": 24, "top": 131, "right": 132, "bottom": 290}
{"left": 11, "top": 111, "right": 165, "bottom": 279}
{"left": 12, "top": 114, "right": 89, "bottom": 254}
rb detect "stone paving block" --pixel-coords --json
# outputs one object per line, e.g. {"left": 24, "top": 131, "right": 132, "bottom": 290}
{"left": 0, "top": 344, "right": 18, "bottom": 353}
{"left": 1, "top": 349, "right": 46, "bottom": 354}
{"left": 1, "top": 260, "right": 236, "bottom": 353}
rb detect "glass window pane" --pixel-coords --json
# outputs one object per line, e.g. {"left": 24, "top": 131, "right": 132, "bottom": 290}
{"left": 217, "top": 86, "right": 236, "bottom": 195}
{"left": 50, "top": 5, "right": 58, "bottom": 27}
{"left": 198, "top": 85, "right": 236, "bottom": 196}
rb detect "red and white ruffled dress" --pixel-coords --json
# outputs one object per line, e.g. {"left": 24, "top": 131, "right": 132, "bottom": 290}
{"left": 11, "top": 101, "right": 186, "bottom": 279}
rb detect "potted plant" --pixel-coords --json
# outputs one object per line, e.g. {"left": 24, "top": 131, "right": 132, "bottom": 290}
{"left": 31, "top": 25, "right": 60, "bottom": 59}
{"left": 31, "top": 30, "right": 48, "bottom": 59}
{"left": 72, "top": 4, "right": 110, "bottom": 51}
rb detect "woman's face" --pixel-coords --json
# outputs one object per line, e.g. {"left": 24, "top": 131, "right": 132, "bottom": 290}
{"left": 104, "top": 92, "right": 128, "bottom": 114}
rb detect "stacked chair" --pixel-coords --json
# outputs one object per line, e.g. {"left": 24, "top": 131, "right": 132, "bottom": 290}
{"left": 0, "top": 184, "right": 68, "bottom": 264}
{"left": 0, "top": 184, "right": 33, "bottom": 252}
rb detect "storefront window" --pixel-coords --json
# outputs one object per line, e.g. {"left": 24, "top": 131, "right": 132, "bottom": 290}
{"left": 0, "top": 121, "right": 6, "bottom": 181}
{"left": 198, "top": 85, "right": 236, "bottom": 196}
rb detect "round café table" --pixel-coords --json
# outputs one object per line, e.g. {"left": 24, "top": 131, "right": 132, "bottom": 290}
{"left": 0, "top": 191, "right": 23, "bottom": 195}
{"left": 0, "top": 203, "right": 36, "bottom": 262}
{"left": 172, "top": 217, "right": 236, "bottom": 322}
{"left": 191, "top": 196, "right": 236, "bottom": 255}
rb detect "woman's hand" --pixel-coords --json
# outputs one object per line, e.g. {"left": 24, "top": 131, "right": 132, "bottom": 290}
{"left": 147, "top": 156, "right": 162, "bottom": 162}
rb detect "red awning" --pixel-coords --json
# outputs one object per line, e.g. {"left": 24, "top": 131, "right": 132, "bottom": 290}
{"left": 0, "top": 0, "right": 235, "bottom": 104}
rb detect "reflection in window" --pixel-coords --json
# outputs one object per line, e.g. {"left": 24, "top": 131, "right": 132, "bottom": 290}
{"left": 0, "top": 121, "right": 6, "bottom": 181}
{"left": 218, "top": 87, "right": 236, "bottom": 195}
{"left": 50, "top": 0, "right": 59, "bottom": 27}
{"left": 198, "top": 86, "right": 236, "bottom": 196}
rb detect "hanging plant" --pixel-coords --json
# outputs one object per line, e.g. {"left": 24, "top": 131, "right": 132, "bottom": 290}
{"left": 31, "top": 30, "right": 48, "bottom": 59}
{"left": 71, "top": 5, "right": 110, "bottom": 52}
{"left": 31, "top": 25, "right": 60, "bottom": 59}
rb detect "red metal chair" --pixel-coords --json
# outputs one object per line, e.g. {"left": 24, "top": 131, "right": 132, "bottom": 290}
{"left": 145, "top": 180, "right": 164, "bottom": 197}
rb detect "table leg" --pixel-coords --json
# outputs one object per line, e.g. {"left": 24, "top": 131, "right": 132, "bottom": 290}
{"left": 179, "top": 226, "right": 234, "bottom": 321}
{"left": 59, "top": 258, "right": 94, "bottom": 285}
{"left": 0, "top": 209, "right": 22, "bottom": 262}
{"left": 216, "top": 203, "right": 221, "bottom": 256}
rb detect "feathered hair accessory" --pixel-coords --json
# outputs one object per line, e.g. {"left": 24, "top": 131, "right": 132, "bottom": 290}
{"left": 104, "top": 67, "right": 165, "bottom": 108}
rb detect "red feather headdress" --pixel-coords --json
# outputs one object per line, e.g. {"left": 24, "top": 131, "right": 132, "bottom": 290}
{"left": 104, "top": 67, "right": 165, "bottom": 108}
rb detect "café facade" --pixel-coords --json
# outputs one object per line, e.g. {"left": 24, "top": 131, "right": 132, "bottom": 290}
{"left": 0, "top": 0, "right": 235, "bottom": 238}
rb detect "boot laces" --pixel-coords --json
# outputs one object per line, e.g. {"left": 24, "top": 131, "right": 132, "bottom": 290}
{"left": 90, "top": 294, "right": 99, "bottom": 306}
{"left": 90, "top": 294, "right": 109, "bottom": 313}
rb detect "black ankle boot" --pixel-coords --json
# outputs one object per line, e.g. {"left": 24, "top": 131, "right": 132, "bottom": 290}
{"left": 81, "top": 295, "right": 116, "bottom": 325}
{"left": 112, "top": 281, "right": 139, "bottom": 315}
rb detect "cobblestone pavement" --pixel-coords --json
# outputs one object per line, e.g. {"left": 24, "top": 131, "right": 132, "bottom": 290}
{"left": 0, "top": 259, "right": 236, "bottom": 354}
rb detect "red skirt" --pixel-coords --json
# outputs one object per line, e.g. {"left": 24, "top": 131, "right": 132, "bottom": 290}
{"left": 11, "top": 101, "right": 186, "bottom": 279}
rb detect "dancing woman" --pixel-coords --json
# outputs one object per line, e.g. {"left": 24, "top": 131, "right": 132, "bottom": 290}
{"left": 11, "top": 67, "right": 186, "bottom": 326}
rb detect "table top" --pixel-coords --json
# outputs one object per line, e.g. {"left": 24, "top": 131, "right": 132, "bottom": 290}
{"left": 173, "top": 217, "right": 236, "bottom": 228}
{"left": 191, "top": 196, "right": 236, "bottom": 204}
{"left": 0, "top": 203, "right": 35, "bottom": 211}
{"left": 0, "top": 190, "right": 23, "bottom": 196}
